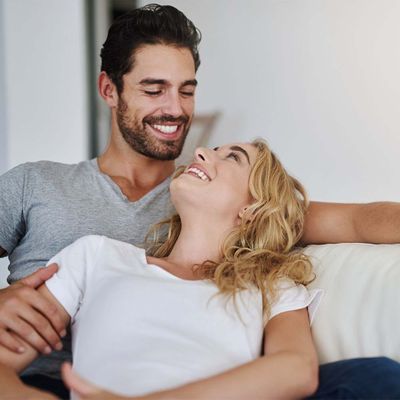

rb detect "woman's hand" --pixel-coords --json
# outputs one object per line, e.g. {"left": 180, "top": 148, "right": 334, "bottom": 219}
{"left": 61, "top": 363, "right": 129, "bottom": 400}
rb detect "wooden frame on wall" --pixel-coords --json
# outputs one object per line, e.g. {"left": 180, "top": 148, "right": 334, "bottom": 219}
{"left": 175, "top": 112, "right": 221, "bottom": 166}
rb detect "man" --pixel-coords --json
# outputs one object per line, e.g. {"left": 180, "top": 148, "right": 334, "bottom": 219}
{"left": 0, "top": 4, "right": 399, "bottom": 399}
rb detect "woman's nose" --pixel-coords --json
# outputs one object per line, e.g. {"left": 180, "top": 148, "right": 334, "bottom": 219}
{"left": 194, "top": 147, "right": 208, "bottom": 162}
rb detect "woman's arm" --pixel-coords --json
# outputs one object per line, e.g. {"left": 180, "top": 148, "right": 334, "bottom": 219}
{"left": 64, "top": 308, "right": 318, "bottom": 400}
{"left": 148, "top": 308, "right": 319, "bottom": 400}
{"left": 0, "top": 283, "right": 70, "bottom": 373}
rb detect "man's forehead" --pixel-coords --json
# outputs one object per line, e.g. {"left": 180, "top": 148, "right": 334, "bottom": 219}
{"left": 129, "top": 44, "right": 196, "bottom": 83}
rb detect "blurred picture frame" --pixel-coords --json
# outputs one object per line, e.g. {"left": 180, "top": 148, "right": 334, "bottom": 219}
{"left": 175, "top": 112, "right": 221, "bottom": 166}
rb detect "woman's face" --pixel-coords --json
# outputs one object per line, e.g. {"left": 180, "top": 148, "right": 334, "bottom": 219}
{"left": 171, "top": 142, "right": 258, "bottom": 225}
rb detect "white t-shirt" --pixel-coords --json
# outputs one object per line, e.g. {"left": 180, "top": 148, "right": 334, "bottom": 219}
{"left": 46, "top": 235, "right": 322, "bottom": 397}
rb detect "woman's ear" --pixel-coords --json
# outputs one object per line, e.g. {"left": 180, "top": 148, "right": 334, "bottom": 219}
{"left": 238, "top": 205, "right": 254, "bottom": 224}
{"left": 98, "top": 71, "right": 119, "bottom": 108}
{"left": 238, "top": 206, "right": 248, "bottom": 220}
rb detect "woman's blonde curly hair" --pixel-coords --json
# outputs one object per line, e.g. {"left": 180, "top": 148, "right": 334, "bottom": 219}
{"left": 146, "top": 139, "right": 314, "bottom": 321}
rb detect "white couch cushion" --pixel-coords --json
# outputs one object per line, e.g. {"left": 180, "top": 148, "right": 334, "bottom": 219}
{"left": 305, "top": 243, "right": 400, "bottom": 364}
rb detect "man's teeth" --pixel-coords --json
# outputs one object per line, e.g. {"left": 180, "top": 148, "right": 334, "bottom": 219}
{"left": 187, "top": 167, "right": 210, "bottom": 181}
{"left": 152, "top": 124, "right": 178, "bottom": 134}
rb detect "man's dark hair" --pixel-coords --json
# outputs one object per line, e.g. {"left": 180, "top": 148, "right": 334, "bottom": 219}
{"left": 100, "top": 3, "right": 201, "bottom": 94}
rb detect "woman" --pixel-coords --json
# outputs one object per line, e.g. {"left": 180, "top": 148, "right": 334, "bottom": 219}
{"left": 0, "top": 140, "right": 321, "bottom": 399}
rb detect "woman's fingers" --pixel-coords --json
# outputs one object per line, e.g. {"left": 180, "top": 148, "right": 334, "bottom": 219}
{"left": 61, "top": 362, "right": 99, "bottom": 397}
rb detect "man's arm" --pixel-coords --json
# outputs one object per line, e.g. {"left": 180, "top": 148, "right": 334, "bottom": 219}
{"left": 302, "top": 201, "right": 400, "bottom": 245}
{"left": 0, "top": 265, "right": 66, "bottom": 354}
{"left": 63, "top": 309, "right": 318, "bottom": 400}
{"left": 0, "top": 285, "right": 67, "bottom": 400}
{"left": 0, "top": 282, "right": 70, "bottom": 373}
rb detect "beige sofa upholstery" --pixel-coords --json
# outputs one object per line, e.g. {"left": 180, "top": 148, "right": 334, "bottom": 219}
{"left": 306, "top": 243, "right": 400, "bottom": 364}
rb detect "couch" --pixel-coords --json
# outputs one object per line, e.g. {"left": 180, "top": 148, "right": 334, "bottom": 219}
{"left": 305, "top": 243, "right": 400, "bottom": 364}
{"left": 0, "top": 244, "right": 398, "bottom": 364}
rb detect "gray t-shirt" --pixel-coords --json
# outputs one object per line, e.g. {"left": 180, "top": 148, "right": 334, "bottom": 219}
{"left": 0, "top": 159, "right": 173, "bottom": 379}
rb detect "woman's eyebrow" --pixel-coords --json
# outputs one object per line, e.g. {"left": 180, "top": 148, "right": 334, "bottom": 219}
{"left": 230, "top": 146, "right": 250, "bottom": 164}
{"left": 213, "top": 146, "right": 250, "bottom": 164}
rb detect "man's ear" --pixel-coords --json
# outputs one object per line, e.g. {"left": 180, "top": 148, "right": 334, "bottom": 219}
{"left": 98, "top": 71, "right": 119, "bottom": 108}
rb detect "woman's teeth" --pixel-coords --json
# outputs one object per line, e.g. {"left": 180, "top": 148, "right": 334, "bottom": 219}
{"left": 186, "top": 167, "right": 210, "bottom": 181}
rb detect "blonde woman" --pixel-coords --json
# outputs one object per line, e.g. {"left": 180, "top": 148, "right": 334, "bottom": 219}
{"left": 0, "top": 140, "right": 322, "bottom": 399}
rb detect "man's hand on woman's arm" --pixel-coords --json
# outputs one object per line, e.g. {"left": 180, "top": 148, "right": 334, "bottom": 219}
{"left": 0, "top": 280, "right": 70, "bottom": 399}
{"left": 302, "top": 201, "right": 400, "bottom": 245}
{"left": 0, "top": 264, "right": 66, "bottom": 354}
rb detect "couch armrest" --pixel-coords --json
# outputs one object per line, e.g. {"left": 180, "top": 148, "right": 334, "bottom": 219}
{"left": 305, "top": 243, "right": 400, "bottom": 364}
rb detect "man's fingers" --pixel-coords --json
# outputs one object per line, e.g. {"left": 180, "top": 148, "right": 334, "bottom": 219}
{"left": 19, "top": 264, "right": 59, "bottom": 288}
{"left": 22, "top": 288, "right": 66, "bottom": 337}
{"left": 18, "top": 306, "right": 63, "bottom": 352}
{"left": 62, "top": 362, "right": 99, "bottom": 397}
{"left": 0, "top": 329, "right": 26, "bottom": 353}
{"left": 0, "top": 284, "right": 66, "bottom": 352}
{"left": 2, "top": 317, "right": 53, "bottom": 354}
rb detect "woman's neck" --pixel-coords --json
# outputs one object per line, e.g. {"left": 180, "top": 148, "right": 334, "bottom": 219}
{"left": 160, "top": 219, "right": 232, "bottom": 274}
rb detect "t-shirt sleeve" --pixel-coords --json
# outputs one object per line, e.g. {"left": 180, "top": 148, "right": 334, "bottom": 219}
{"left": 0, "top": 164, "right": 28, "bottom": 254}
{"left": 45, "top": 235, "right": 104, "bottom": 321}
{"left": 269, "top": 279, "right": 323, "bottom": 325}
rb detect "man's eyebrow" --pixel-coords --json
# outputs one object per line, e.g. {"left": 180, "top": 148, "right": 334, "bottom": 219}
{"left": 182, "top": 79, "right": 198, "bottom": 87}
{"left": 139, "top": 79, "right": 167, "bottom": 85}
{"left": 213, "top": 146, "right": 250, "bottom": 164}
{"left": 139, "top": 79, "right": 198, "bottom": 86}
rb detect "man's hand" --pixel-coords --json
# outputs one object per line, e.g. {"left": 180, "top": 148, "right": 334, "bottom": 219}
{"left": 0, "top": 264, "right": 66, "bottom": 354}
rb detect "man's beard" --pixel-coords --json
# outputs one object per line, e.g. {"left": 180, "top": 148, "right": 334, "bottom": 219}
{"left": 116, "top": 98, "right": 191, "bottom": 161}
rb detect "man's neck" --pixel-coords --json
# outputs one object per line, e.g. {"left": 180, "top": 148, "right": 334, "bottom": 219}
{"left": 97, "top": 145, "right": 175, "bottom": 202}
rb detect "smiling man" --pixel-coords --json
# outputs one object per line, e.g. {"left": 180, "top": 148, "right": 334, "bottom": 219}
{"left": 110, "top": 45, "right": 197, "bottom": 162}
{"left": 0, "top": 4, "right": 201, "bottom": 397}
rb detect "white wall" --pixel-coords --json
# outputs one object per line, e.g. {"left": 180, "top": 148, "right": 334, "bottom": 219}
{"left": 0, "top": 0, "right": 7, "bottom": 286}
{"left": 0, "top": 0, "right": 7, "bottom": 173}
{"left": 0, "top": 0, "right": 89, "bottom": 286}
{"left": 2, "top": 0, "right": 88, "bottom": 169}
{"left": 145, "top": 0, "right": 400, "bottom": 202}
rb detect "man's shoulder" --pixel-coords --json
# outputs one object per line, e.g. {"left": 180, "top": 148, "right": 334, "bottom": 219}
{"left": 8, "top": 160, "right": 97, "bottom": 186}
{"left": 2, "top": 159, "right": 92, "bottom": 178}
{"left": 23, "top": 159, "right": 93, "bottom": 175}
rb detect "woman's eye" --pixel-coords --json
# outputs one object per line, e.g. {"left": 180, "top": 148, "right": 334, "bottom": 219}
{"left": 227, "top": 152, "right": 240, "bottom": 162}
{"left": 145, "top": 91, "right": 162, "bottom": 96}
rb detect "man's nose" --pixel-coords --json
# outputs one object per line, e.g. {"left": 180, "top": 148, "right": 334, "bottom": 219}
{"left": 161, "top": 91, "right": 184, "bottom": 117}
